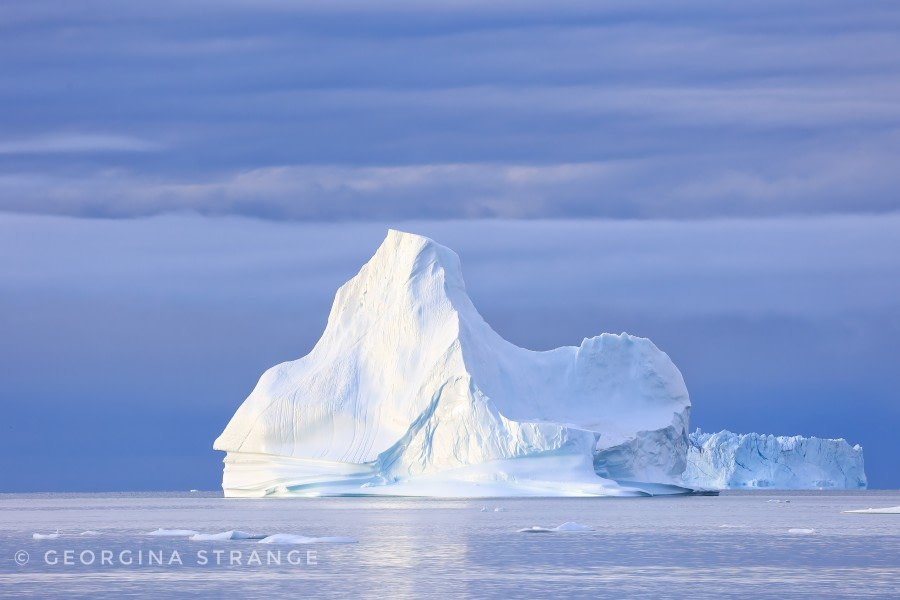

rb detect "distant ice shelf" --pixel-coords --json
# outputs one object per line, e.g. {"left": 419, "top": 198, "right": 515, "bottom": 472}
{"left": 683, "top": 429, "right": 866, "bottom": 490}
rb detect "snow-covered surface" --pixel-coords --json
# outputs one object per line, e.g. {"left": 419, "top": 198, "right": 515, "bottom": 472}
{"left": 214, "top": 230, "right": 692, "bottom": 498}
{"left": 146, "top": 528, "right": 199, "bottom": 537}
{"left": 843, "top": 506, "right": 900, "bottom": 514}
{"left": 683, "top": 429, "right": 866, "bottom": 490}
{"left": 258, "top": 533, "right": 357, "bottom": 544}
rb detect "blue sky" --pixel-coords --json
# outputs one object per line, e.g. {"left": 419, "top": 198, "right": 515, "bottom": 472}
{"left": 1, "top": 1, "right": 899, "bottom": 490}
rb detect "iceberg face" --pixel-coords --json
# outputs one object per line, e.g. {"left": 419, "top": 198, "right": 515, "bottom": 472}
{"left": 683, "top": 429, "right": 867, "bottom": 490}
{"left": 214, "top": 230, "right": 692, "bottom": 497}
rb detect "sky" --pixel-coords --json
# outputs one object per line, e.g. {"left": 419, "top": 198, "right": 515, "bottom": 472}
{"left": 1, "top": 1, "right": 899, "bottom": 491}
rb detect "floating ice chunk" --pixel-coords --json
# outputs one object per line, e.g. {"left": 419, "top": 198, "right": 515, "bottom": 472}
{"left": 146, "top": 528, "right": 199, "bottom": 537}
{"left": 843, "top": 506, "right": 900, "bottom": 514}
{"left": 79, "top": 531, "right": 101, "bottom": 536}
{"left": 518, "top": 526, "right": 554, "bottom": 533}
{"left": 189, "top": 489, "right": 199, "bottom": 493}
{"left": 552, "top": 522, "right": 593, "bottom": 532}
{"left": 494, "top": 507, "right": 506, "bottom": 512}
{"left": 480, "top": 506, "right": 488, "bottom": 512}
{"left": 718, "top": 524, "right": 748, "bottom": 529}
{"left": 258, "top": 533, "right": 357, "bottom": 544}
{"left": 766, "top": 499, "right": 790, "bottom": 503}
{"left": 189, "top": 530, "right": 264, "bottom": 541}
{"left": 33, "top": 531, "right": 60, "bottom": 540}
{"left": 788, "top": 528, "right": 816, "bottom": 534}
{"left": 518, "top": 522, "right": 593, "bottom": 533}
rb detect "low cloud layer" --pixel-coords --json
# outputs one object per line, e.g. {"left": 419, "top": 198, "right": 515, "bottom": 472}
{"left": 2, "top": 1, "right": 900, "bottom": 219}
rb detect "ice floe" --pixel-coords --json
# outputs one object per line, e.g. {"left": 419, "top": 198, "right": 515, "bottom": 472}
{"left": 32, "top": 530, "right": 60, "bottom": 540}
{"left": 258, "top": 534, "right": 357, "bottom": 544}
{"left": 146, "top": 528, "right": 199, "bottom": 537}
{"left": 843, "top": 506, "right": 900, "bottom": 514}
{"left": 189, "top": 530, "right": 265, "bottom": 541}
{"left": 518, "top": 522, "right": 593, "bottom": 533}
{"left": 787, "top": 528, "right": 816, "bottom": 534}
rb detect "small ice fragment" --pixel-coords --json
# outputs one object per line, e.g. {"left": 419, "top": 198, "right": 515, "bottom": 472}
{"left": 518, "top": 526, "right": 553, "bottom": 533}
{"left": 843, "top": 506, "right": 900, "bottom": 514}
{"left": 79, "top": 531, "right": 101, "bottom": 536}
{"left": 718, "top": 524, "right": 747, "bottom": 529}
{"left": 33, "top": 531, "right": 60, "bottom": 540}
{"left": 189, "top": 489, "right": 199, "bottom": 493}
{"left": 494, "top": 507, "right": 506, "bottom": 512}
{"left": 258, "top": 533, "right": 357, "bottom": 544}
{"left": 190, "top": 530, "right": 264, "bottom": 541}
{"left": 146, "top": 528, "right": 199, "bottom": 537}
{"left": 788, "top": 528, "right": 815, "bottom": 534}
{"left": 480, "top": 506, "right": 488, "bottom": 512}
{"left": 552, "top": 522, "right": 593, "bottom": 532}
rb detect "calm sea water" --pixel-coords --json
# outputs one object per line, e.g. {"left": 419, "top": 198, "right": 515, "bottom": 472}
{"left": 1, "top": 491, "right": 899, "bottom": 598}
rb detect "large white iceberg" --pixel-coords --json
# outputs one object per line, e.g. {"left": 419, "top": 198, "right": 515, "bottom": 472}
{"left": 214, "top": 230, "right": 693, "bottom": 497}
{"left": 683, "top": 429, "right": 866, "bottom": 490}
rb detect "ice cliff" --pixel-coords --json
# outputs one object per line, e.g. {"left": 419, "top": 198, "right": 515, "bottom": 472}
{"left": 683, "top": 429, "right": 866, "bottom": 490}
{"left": 214, "top": 230, "right": 693, "bottom": 497}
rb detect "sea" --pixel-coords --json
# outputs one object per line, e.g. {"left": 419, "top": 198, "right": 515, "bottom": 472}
{"left": 2, "top": 490, "right": 899, "bottom": 598}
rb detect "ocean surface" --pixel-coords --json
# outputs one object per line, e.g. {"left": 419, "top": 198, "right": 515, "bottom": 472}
{"left": 2, "top": 490, "right": 899, "bottom": 598}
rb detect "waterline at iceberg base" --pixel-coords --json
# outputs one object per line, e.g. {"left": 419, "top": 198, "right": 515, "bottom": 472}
{"left": 214, "top": 230, "right": 694, "bottom": 498}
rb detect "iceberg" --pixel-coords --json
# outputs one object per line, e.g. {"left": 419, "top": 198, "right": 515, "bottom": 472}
{"left": 214, "top": 230, "right": 693, "bottom": 498}
{"left": 683, "top": 429, "right": 866, "bottom": 490}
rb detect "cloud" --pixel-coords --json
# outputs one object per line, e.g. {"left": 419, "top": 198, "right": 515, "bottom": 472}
{"left": 0, "top": 133, "right": 162, "bottom": 154}
{"left": 1, "top": 1, "right": 900, "bottom": 219}
{"left": 2, "top": 149, "right": 899, "bottom": 220}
